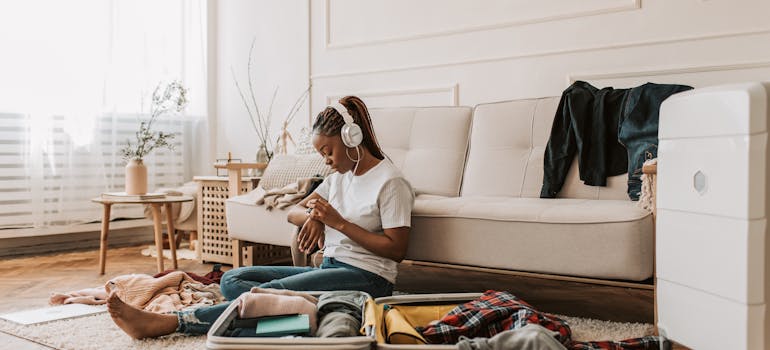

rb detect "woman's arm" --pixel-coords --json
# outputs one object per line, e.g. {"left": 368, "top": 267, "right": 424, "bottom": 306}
{"left": 290, "top": 192, "right": 328, "bottom": 254}
{"left": 287, "top": 192, "right": 323, "bottom": 227}
{"left": 307, "top": 197, "right": 410, "bottom": 262}
{"left": 338, "top": 223, "right": 410, "bottom": 263}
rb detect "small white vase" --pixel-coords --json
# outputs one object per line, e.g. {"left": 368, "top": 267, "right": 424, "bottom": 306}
{"left": 125, "top": 158, "right": 148, "bottom": 195}
{"left": 257, "top": 143, "right": 270, "bottom": 163}
{"left": 255, "top": 144, "right": 270, "bottom": 176}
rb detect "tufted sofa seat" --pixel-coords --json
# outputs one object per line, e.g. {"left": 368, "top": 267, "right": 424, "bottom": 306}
{"left": 227, "top": 97, "right": 653, "bottom": 281}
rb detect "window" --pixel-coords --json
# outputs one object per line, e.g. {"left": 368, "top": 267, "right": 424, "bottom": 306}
{"left": 0, "top": 0, "right": 207, "bottom": 233}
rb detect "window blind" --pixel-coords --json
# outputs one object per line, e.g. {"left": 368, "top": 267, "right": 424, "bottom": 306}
{"left": 0, "top": 112, "right": 186, "bottom": 234}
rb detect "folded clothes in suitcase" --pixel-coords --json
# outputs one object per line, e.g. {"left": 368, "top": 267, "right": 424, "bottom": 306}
{"left": 208, "top": 290, "right": 666, "bottom": 350}
{"left": 206, "top": 291, "right": 481, "bottom": 350}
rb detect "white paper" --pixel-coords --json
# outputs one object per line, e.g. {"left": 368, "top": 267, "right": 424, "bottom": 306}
{"left": 0, "top": 304, "right": 106, "bottom": 325}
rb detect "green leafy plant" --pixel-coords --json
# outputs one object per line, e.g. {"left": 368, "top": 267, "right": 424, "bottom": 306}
{"left": 121, "top": 80, "right": 189, "bottom": 162}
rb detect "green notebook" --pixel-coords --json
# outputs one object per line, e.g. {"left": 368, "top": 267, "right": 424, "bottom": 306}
{"left": 255, "top": 314, "right": 310, "bottom": 337}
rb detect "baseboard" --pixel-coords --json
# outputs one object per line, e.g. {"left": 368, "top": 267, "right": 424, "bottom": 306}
{"left": 403, "top": 260, "right": 655, "bottom": 290}
{"left": 0, "top": 223, "right": 155, "bottom": 258}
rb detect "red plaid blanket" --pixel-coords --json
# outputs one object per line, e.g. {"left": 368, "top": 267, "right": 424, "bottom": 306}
{"left": 418, "top": 290, "right": 668, "bottom": 350}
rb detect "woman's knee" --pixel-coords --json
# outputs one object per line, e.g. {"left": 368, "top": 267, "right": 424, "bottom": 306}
{"left": 220, "top": 269, "right": 247, "bottom": 300}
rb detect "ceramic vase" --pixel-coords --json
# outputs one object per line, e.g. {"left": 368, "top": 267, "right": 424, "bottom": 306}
{"left": 255, "top": 143, "right": 270, "bottom": 176}
{"left": 125, "top": 158, "right": 148, "bottom": 195}
{"left": 257, "top": 143, "right": 271, "bottom": 163}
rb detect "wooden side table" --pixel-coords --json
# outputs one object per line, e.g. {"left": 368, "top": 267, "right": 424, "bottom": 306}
{"left": 193, "top": 175, "right": 261, "bottom": 264}
{"left": 213, "top": 162, "right": 268, "bottom": 268}
{"left": 91, "top": 195, "right": 194, "bottom": 274}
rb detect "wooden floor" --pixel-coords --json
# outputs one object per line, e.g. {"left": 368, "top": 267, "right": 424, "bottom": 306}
{"left": 0, "top": 245, "right": 681, "bottom": 348}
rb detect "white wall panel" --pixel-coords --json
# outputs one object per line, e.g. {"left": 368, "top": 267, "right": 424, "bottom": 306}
{"left": 215, "top": 0, "right": 309, "bottom": 163}
{"left": 324, "top": 84, "right": 458, "bottom": 108}
{"left": 311, "top": 0, "right": 770, "bottom": 83}
{"left": 325, "top": 0, "right": 639, "bottom": 49}
{"left": 215, "top": 0, "right": 770, "bottom": 159}
{"left": 571, "top": 61, "right": 770, "bottom": 90}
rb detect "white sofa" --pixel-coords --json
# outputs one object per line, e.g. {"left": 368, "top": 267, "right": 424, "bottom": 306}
{"left": 227, "top": 96, "right": 653, "bottom": 281}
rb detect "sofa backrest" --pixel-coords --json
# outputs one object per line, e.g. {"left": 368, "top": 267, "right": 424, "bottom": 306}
{"left": 369, "top": 106, "right": 472, "bottom": 197}
{"left": 461, "top": 97, "right": 628, "bottom": 200}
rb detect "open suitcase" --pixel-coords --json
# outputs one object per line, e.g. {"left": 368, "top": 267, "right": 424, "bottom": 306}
{"left": 206, "top": 292, "right": 484, "bottom": 350}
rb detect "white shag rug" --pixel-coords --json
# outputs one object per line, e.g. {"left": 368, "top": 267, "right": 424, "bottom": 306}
{"left": 0, "top": 308, "right": 653, "bottom": 349}
{"left": 557, "top": 314, "right": 654, "bottom": 342}
{"left": 140, "top": 245, "right": 198, "bottom": 261}
{"left": 0, "top": 309, "right": 203, "bottom": 350}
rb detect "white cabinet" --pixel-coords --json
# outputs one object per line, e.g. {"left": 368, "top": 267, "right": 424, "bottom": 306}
{"left": 657, "top": 82, "right": 770, "bottom": 350}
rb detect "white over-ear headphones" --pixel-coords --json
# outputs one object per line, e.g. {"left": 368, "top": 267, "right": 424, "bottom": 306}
{"left": 330, "top": 102, "right": 363, "bottom": 148}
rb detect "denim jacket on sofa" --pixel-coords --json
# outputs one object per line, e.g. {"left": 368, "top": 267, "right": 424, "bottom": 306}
{"left": 618, "top": 82, "right": 692, "bottom": 200}
{"left": 541, "top": 81, "right": 692, "bottom": 200}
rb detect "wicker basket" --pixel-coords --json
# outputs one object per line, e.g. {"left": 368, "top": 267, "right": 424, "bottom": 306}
{"left": 194, "top": 176, "right": 291, "bottom": 265}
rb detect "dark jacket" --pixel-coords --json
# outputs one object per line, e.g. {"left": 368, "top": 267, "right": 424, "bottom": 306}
{"left": 540, "top": 81, "right": 692, "bottom": 200}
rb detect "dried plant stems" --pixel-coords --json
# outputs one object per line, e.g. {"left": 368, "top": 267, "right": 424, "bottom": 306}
{"left": 232, "top": 37, "right": 312, "bottom": 156}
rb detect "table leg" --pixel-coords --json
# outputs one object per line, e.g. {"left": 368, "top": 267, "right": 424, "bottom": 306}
{"left": 99, "top": 203, "right": 112, "bottom": 275}
{"left": 164, "top": 203, "right": 178, "bottom": 270}
{"left": 150, "top": 204, "right": 164, "bottom": 273}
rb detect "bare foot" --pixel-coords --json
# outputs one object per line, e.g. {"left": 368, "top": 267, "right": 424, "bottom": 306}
{"left": 107, "top": 293, "right": 178, "bottom": 339}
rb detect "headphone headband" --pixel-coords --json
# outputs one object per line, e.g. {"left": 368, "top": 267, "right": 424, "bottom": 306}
{"left": 330, "top": 102, "right": 354, "bottom": 124}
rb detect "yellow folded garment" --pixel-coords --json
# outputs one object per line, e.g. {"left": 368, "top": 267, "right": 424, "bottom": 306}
{"left": 384, "top": 308, "right": 428, "bottom": 344}
{"left": 392, "top": 304, "right": 457, "bottom": 329}
{"left": 362, "top": 300, "right": 460, "bottom": 345}
{"left": 361, "top": 298, "right": 386, "bottom": 344}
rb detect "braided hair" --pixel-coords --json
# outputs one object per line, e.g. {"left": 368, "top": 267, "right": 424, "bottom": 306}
{"left": 312, "top": 96, "right": 385, "bottom": 160}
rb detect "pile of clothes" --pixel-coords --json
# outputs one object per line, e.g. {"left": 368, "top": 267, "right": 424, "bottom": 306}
{"left": 541, "top": 81, "right": 692, "bottom": 200}
{"left": 224, "top": 289, "right": 369, "bottom": 338}
{"left": 49, "top": 267, "right": 226, "bottom": 313}
{"left": 222, "top": 289, "right": 667, "bottom": 350}
{"left": 51, "top": 280, "right": 668, "bottom": 349}
{"left": 417, "top": 290, "right": 667, "bottom": 350}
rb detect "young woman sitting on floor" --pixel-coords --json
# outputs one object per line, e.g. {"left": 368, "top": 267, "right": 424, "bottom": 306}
{"left": 107, "top": 95, "right": 415, "bottom": 339}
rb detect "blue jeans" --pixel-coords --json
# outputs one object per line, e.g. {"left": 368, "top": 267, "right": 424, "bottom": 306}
{"left": 175, "top": 257, "right": 393, "bottom": 336}
{"left": 617, "top": 82, "right": 692, "bottom": 200}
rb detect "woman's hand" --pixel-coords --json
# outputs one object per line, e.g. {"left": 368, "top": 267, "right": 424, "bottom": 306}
{"left": 297, "top": 217, "right": 325, "bottom": 254}
{"left": 307, "top": 198, "right": 347, "bottom": 231}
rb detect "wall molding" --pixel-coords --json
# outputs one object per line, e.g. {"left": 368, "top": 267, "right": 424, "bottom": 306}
{"left": 324, "top": 0, "right": 640, "bottom": 49}
{"left": 567, "top": 60, "right": 770, "bottom": 85}
{"left": 324, "top": 84, "right": 459, "bottom": 107}
{"left": 311, "top": 27, "right": 770, "bottom": 80}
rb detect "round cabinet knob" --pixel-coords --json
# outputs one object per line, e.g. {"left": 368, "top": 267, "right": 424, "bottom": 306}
{"left": 693, "top": 170, "right": 707, "bottom": 195}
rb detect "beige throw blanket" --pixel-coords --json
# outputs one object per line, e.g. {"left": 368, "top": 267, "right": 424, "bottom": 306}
{"left": 105, "top": 271, "right": 224, "bottom": 314}
{"left": 49, "top": 287, "right": 109, "bottom": 306}
{"left": 233, "top": 177, "right": 321, "bottom": 211}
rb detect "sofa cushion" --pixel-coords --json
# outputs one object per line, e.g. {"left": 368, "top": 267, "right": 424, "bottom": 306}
{"left": 260, "top": 154, "right": 333, "bottom": 191}
{"left": 369, "top": 106, "right": 472, "bottom": 197}
{"left": 407, "top": 195, "right": 653, "bottom": 281}
{"left": 462, "top": 98, "right": 627, "bottom": 200}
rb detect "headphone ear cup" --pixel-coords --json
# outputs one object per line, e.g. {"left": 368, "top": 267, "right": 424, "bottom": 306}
{"left": 341, "top": 123, "right": 363, "bottom": 148}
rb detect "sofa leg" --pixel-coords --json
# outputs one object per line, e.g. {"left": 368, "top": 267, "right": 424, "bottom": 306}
{"left": 232, "top": 239, "right": 244, "bottom": 268}
{"left": 290, "top": 228, "right": 307, "bottom": 267}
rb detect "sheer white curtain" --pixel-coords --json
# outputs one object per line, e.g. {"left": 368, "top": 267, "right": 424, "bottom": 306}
{"left": 0, "top": 0, "right": 207, "bottom": 233}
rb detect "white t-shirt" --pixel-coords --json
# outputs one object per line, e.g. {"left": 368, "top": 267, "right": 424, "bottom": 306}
{"left": 313, "top": 159, "right": 415, "bottom": 284}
